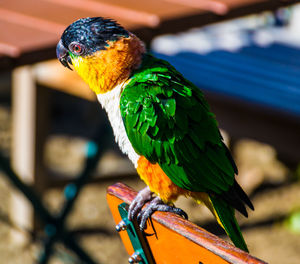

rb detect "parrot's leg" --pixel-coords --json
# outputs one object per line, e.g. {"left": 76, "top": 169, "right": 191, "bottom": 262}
{"left": 137, "top": 196, "right": 188, "bottom": 231}
{"left": 128, "top": 186, "right": 153, "bottom": 221}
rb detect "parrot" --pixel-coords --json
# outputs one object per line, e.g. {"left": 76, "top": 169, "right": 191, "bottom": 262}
{"left": 56, "top": 17, "right": 254, "bottom": 252}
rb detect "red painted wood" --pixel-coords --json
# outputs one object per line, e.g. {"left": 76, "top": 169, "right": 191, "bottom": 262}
{"left": 93, "top": 0, "right": 201, "bottom": 23}
{"left": 0, "top": 19, "right": 58, "bottom": 56}
{"left": 1, "top": 0, "right": 120, "bottom": 28}
{"left": 0, "top": 0, "right": 296, "bottom": 67}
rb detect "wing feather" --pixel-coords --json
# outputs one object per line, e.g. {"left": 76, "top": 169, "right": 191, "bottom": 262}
{"left": 120, "top": 54, "right": 235, "bottom": 194}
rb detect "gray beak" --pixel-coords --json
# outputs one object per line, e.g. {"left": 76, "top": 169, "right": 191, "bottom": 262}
{"left": 56, "top": 40, "right": 72, "bottom": 70}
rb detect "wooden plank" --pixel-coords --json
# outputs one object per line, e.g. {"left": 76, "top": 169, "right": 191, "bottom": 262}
{"left": 218, "top": 0, "right": 293, "bottom": 8}
{"left": 1, "top": 0, "right": 137, "bottom": 29}
{"left": 0, "top": 0, "right": 295, "bottom": 65}
{"left": 10, "top": 66, "right": 37, "bottom": 244}
{"left": 0, "top": 20, "right": 58, "bottom": 56}
{"left": 92, "top": 0, "right": 203, "bottom": 22}
{"left": 44, "top": 0, "right": 161, "bottom": 27}
{"left": 107, "top": 183, "right": 266, "bottom": 264}
{"left": 0, "top": 8, "right": 65, "bottom": 34}
{"left": 0, "top": 0, "right": 144, "bottom": 63}
{"left": 164, "top": 0, "right": 229, "bottom": 15}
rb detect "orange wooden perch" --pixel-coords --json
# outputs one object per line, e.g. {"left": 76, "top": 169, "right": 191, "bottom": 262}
{"left": 107, "top": 182, "right": 267, "bottom": 264}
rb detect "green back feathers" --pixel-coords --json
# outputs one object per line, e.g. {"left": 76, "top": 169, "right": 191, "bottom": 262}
{"left": 120, "top": 53, "right": 253, "bottom": 251}
{"left": 120, "top": 54, "right": 235, "bottom": 194}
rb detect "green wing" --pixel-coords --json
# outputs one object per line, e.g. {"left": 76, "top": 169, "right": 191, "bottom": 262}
{"left": 120, "top": 54, "right": 236, "bottom": 195}
{"left": 120, "top": 55, "right": 254, "bottom": 252}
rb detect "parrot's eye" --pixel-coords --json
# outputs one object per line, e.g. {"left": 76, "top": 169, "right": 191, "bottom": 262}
{"left": 69, "top": 42, "right": 85, "bottom": 55}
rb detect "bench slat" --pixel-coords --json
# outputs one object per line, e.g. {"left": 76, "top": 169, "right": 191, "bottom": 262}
{"left": 107, "top": 182, "right": 267, "bottom": 264}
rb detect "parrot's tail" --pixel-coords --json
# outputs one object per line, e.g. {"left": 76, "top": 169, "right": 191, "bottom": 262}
{"left": 209, "top": 195, "right": 249, "bottom": 252}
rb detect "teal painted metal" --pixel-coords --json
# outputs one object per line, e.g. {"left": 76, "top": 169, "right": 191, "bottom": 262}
{"left": 118, "top": 203, "right": 148, "bottom": 264}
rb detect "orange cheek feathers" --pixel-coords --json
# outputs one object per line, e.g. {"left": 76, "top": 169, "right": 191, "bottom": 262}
{"left": 71, "top": 35, "right": 145, "bottom": 94}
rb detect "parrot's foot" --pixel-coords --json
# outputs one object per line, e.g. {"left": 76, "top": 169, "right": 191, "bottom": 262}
{"left": 137, "top": 196, "right": 188, "bottom": 231}
{"left": 128, "top": 186, "right": 153, "bottom": 221}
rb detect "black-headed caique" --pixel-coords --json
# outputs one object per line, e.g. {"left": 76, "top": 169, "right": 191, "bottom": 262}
{"left": 56, "top": 17, "right": 254, "bottom": 252}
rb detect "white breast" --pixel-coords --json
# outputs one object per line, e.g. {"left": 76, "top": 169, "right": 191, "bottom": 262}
{"left": 97, "top": 83, "right": 140, "bottom": 168}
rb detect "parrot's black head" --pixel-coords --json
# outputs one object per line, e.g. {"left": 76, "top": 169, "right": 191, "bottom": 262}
{"left": 56, "top": 17, "right": 129, "bottom": 69}
{"left": 56, "top": 17, "right": 145, "bottom": 94}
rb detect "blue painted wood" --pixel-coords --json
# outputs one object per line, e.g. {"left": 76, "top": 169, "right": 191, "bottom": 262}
{"left": 241, "top": 44, "right": 300, "bottom": 68}
{"left": 180, "top": 51, "right": 300, "bottom": 90}
{"left": 152, "top": 43, "right": 300, "bottom": 116}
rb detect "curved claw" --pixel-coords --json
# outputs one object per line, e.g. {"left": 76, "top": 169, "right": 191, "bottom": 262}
{"left": 128, "top": 187, "right": 153, "bottom": 221}
{"left": 136, "top": 197, "right": 161, "bottom": 226}
{"left": 137, "top": 197, "right": 189, "bottom": 231}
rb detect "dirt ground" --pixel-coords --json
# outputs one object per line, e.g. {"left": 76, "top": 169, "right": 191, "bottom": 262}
{"left": 0, "top": 104, "right": 300, "bottom": 264}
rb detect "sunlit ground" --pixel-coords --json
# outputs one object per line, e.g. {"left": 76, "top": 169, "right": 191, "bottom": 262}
{"left": 0, "top": 103, "right": 299, "bottom": 264}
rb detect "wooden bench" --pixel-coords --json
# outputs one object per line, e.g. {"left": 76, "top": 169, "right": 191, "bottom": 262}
{"left": 107, "top": 183, "right": 267, "bottom": 264}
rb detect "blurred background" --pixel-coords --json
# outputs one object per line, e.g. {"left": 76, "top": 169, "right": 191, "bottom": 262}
{"left": 0, "top": 0, "right": 300, "bottom": 263}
